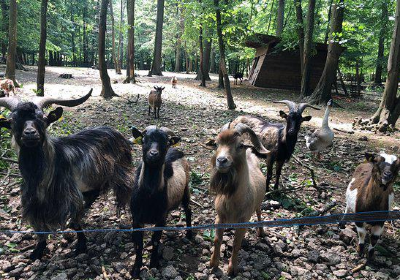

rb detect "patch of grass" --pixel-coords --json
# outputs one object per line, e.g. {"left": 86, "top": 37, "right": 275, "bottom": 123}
{"left": 203, "top": 229, "right": 215, "bottom": 242}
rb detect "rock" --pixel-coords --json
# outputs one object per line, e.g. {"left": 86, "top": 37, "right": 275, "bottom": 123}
{"left": 320, "top": 252, "right": 341, "bottom": 265}
{"left": 51, "top": 273, "right": 68, "bottom": 280}
{"left": 162, "top": 265, "right": 179, "bottom": 278}
{"left": 194, "top": 272, "right": 207, "bottom": 280}
{"left": 339, "top": 228, "right": 357, "bottom": 245}
{"left": 162, "top": 246, "right": 174, "bottom": 261}
{"left": 307, "top": 250, "right": 320, "bottom": 263}
{"left": 333, "top": 269, "right": 347, "bottom": 278}
{"left": 9, "top": 266, "right": 24, "bottom": 277}
{"left": 291, "top": 248, "right": 301, "bottom": 258}
{"left": 290, "top": 266, "right": 307, "bottom": 276}
{"left": 280, "top": 272, "right": 292, "bottom": 279}
{"left": 358, "top": 136, "right": 368, "bottom": 141}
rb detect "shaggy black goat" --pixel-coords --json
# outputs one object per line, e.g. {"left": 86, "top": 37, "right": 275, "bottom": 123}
{"left": 0, "top": 90, "right": 133, "bottom": 260}
{"left": 230, "top": 100, "right": 319, "bottom": 190}
{"left": 129, "top": 125, "right": 192, "bottom": 278}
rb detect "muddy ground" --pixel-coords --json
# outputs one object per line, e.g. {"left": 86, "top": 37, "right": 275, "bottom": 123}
{"left": 0, "top": 66, "right": 399, "bottom": 280}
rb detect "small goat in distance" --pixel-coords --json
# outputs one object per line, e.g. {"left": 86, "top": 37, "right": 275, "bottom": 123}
{"left": 148, "top": 86, "right": 164, "bottom": 118}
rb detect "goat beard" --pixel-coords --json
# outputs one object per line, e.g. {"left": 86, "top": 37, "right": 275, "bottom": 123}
{"left": 210, "top": 166, "right": 239, "bottom": 196}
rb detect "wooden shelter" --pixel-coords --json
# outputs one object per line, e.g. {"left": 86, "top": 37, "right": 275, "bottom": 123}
{"left": 246, "top": 34, "right": 335, "bottom": 91}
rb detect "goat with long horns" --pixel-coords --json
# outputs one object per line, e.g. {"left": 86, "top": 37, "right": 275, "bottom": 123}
{"left": 227, "top": 100, "right": 320, "bottom": 191}
{"left": 0, "top": 90, "right": 134, "bottom": 260}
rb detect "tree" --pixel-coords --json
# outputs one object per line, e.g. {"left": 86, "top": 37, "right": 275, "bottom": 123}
{"left": 116, "top": 0, "right": 124, "bottom": 74}
{"left": 5, "top": 0, "right": 18, "bottom": 86}
{"left": 294, "top": 0, "right": 304, "bottom": 74}
{"left": 36, "top": 0, "right": 49, "bottom": 96}
{"left": 215, "top": 0, "right": 235, "bottom": 109}
{"left": 276, "top": 0, "right": 285, "bottom": 37}
{"left": 109, "top": 0, "right": 119, "bottom": 74}
{"left": 309, "top": 0, "right": 345, "bottom": 104}
{"left": 300, "top": 0, "right": 316, "bottom": 98}
{"left": 370, "top": 0, "right": 400, "bottom": 129}
{"left": 99, "top": 0, "right": 116, "bottom": 99}
{"left": 374, "top": 1, "right": 388, "bottom": 85}
{"left": 198, "top": 4, "right": 206, "bottom": 87}
{"left": 149, "top": 0, "right": 165, "bottom": 76}
{"left": 125, "top": 0, "right": 136, "bottom": 83}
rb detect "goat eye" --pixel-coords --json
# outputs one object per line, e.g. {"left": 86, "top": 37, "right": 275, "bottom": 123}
{"left": 238, "top": 143, "right": 245, "bottom": 149}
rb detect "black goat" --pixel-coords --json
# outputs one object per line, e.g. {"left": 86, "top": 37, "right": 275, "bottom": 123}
{"left": 0, "top": 90, "right": 133, "bottom": 260}
{"left": 233, "top": 72, "right": 243, "bottom": 85}
{"left": 129, "top": 125, "right": 192, "bottom": 278}
{"left": 230, "top": 100, "right": 320, "bottom": 190}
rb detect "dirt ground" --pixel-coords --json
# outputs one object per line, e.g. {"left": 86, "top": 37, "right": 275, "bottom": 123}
{"left": 0, "top": 66, "right": 399, "bottom": 280}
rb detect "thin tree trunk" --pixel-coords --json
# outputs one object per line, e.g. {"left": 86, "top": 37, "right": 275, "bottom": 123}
{"left": 149, "top": 0, "right": 164, "bottom": 76}
{"left": 198, "top": 0, "right": 206, "bottom": 87}
{"left": 196, "top": 30, "right": 212, "bottom": 81}
{"left": 294, "top": 0, "right": 304, "bottom": 75}
{"left": 5, "top": 0, "right": 18, "bottom": 86}
{"left": 109, "top": 0, "right": 118, "bottom": 73}
{"left": 324, "top": 0, "right": 333, "bottom": 44}
{"left": 115, "top": 0, "right": 123, "bottom": 74}
{"left": 215, "top": 0, "right": 235, "bottom": 109}
{"left": 309, "top": 0, "right": 345, "bottom": 104}
{"left": 83, "top": 2, "right": 89, "bottom": 65}
{"left": 374, "top": 1, "right": 388, "bottom": 85}
{"left": 371, "top": 0, "right": 400, "bottom": 128}
{"left": 174, "top": 5, "right": 183, "bottom": 72}
{"left": 300, "top": 0, "right": 316, "bottom": 98}
{"left": 276, "top": 0, "right": 285, "bottom": 36}
{"left": 36, "top": 0, "right": 48, "bottom": 96}
{"left": 0, "top": 0, "right": 9, "bottom": 58}
{"left": 210, "top": 47, "right": 216, "bottom": 73}
{"left": 125, "top": 0, "right": 135, "bottom": 83}
{"left": 99, "top": 0, "right": 116, "bottom": 99}
{"left": 70, "top": 0, "right": 76, "bottom": 67}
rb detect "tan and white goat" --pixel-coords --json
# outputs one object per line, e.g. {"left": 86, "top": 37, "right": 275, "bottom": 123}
{"left": 209, "top": 123, "right": 270, "bottom": 276}
{"left": 344, "top": 152, "right": 399, "bottom": 259}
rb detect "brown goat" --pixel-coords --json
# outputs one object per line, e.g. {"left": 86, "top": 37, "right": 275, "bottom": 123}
{"left": 148, "top": 86, "right": 164, "bottom": 118}
{"left": 171, "top": 76, "right": 177, "bottom": 88}
{"left": 209, "top": 123, "right": 270, "bottom": 276}
{"left": 343, "top": 152, "right": 399, "bottom": 259}
{"left": 0, "top": 79, "right": 15, "bottom": 97}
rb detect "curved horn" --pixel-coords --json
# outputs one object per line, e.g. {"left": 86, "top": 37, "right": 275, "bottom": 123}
{"left": 273, "top": 100, "right": 297, "bottom": 112}
{"left": 160, "top": 127, "right": 175, "bottom": 136}
{"left": 220, "top": 121, "right": 231, "bottom": 132}
{"left": 298, "top": 103, "right": 321, "bottom": 113}
{"left": 34, "top": 88, "right": 93, "bottom": 109}
{"left": 0, "top": 97, "right": 19, "bottom": 111}
{"left": 234, "top": 123, "right": 270, "bottom": 156}
{"left": 143, "top": 125, "right": 157, "bottom": 134}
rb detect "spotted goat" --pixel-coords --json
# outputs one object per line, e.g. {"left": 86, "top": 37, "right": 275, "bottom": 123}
{"left": 0, "top": 90, "right": 134, "bottom": 260}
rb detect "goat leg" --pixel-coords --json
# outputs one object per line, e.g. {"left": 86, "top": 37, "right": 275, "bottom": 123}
{"left": 148, "top": 106, "right": 151, "bottom": 116}
{"left": 210, "top": 217, "right": 224, "bottom": 269}
{"left": 274, "top": 160, "right": 284, "bottom": 190}
{"left": 149, "top": 221, "right": 165, "bottom": 268}
{"left": 227, "top": 228, "right": 246, "bottom": 276}
{"left": 131, "top": 222, "right": 144, "bottom": 278}
{"left": 368, "top": 224, "right": 384, "bottom": 260}
{"left": 29, "top": 234, "right": 47, "bottom": 260}
{"left": 70, "top": 220, "right": 87, "bottom": 255}
{"left": 157, "top": 107, "right": 160, "bottom": 119}
{"left": 355, "top": 222, "right": 366, "bottom": 257}
{"left": 256, "top": 207, "right": 265, "bottom": 237}
{"left": 182, "top": 187, "right": 193, "bottom": 239}
{"left": 265, "top": 159, "right": 274, "bottom": 193}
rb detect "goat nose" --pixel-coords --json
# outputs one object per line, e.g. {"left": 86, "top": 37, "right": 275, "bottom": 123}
{"left": 149, "top": 150, "right": 159, "bottom": 156}
{"left": 23, "top": 128, "right": 37, "bottom": 136}
{"left": 217, "top": 157, "right": 228, "bottom": 164}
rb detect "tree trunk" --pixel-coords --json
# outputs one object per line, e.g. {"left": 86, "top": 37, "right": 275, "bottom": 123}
{"left": 125, "top": 0, "right": 135, "bottom": 83}
{"left": 109, "top": 0, "right": 118, "bottom": 73}
{"left": 174, "top": 5, "right": 183, "bottom": 72}
{"left": 370, "top": 0, "right": 400, "bottom": 128}
{"left": 149, "top": 0, "right": 164, "bottom": 76}
{"left": 196, "top": 33, "right": 212, "bottom": 80}
{"left": 83, "top": 2, "right": 88, "bottom": 65}
{"left": 36, "top": 0, "right": 48, "bottom": 96}
{"left": 300, "top": 0, "right": 316, "bottom": 98}
{"left": 374, "top": 1, "right": 388, "bottom": 85}
{"left": 5, "top": 0, "right": 18, "bottom": 86}
{"left": 198, "top": 1, "right": 206, "bottom": 87}
{"left": 117, "top": 0, "right": 124, "bottom": 72}
{"left": 215, "top": 0, "right": 235, "bottom": 109}
{"left": 0, "top": 0, "right": 9, "bottom": 58}
{"left": 210, "top": 48, "right": 216, "bottom": 73}
{"left": 276, "top": 0, "right": 285, "bottom": 36}
{"left": 309, "top": 0, "right": 344, "bottom": 104}
{"left": 99, "top": 0, "right": 116, "bottom": 99}
{"left": 70, "top": 0, "right": 76, "bottom": 66}
{"left": 324, "top": 0, "right": 333, "bottom": 44}
{"left": 294, "top": 0, "right": 304, "bottom": 75}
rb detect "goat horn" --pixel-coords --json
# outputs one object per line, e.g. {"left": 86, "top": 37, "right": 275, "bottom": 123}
{"left": 220, "top": 121, "right": 232, "bottom": 132}
{"left": 273, "top": 100, "right": 297, "bottom": 112}
{"left": 234, "top": 123, "right": 270, "bottom": 156}
{"left": 34, "top": 88, "right": 93, "bottom": 109}
{"left": 143, "top": 125, "right": 157, "bottom": 135}
{"left": 0, "top": 96, "right": 19, "bottom": 111}
{"left": 160, "top": 127, "right": 175, "bottom": 136}
{"left": 298, "top": 103, "right": 321, "bottom": 113}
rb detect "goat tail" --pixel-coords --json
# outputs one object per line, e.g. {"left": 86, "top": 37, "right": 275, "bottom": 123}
{"left": 112, "top": 165, "right": 134, "bottom": 214}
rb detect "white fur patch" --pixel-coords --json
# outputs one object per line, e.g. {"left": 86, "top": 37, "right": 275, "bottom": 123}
{"left": 380, "top": 152, "right": 398, "bottom": 164}
{"left": 345, "top": 178, "right": 357, "bottom": 213}
{"left": 356, "top": 226, "right": 366, "bottom": 244}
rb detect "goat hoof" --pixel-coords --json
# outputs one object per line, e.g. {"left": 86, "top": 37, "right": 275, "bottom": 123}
{"left": 357, "top": 244, "right": 365, "bottom": 257}
{"left": 227, "top": 264, "right": 238, "bottom": 276}
{"left": 367, "top": 249, "right": 375, "bottom": 260}
{"left": 75, "top": 242, "right": 87, "bottom": 255}
{"left": 29, "top": 249, "right": 44, "bottom": 261}
{"left": 186, "top": 230, "right": 193, "bottom": 239}
{"left": 130, "top": 267, "right": 141, "bottom": 278}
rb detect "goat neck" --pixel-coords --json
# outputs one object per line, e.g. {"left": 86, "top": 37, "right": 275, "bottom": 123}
{"left": 322, "top": 104, "right": 331, "bottom": 129}
{"left": 138, "top": 161, "right": 166, "bottom": 195}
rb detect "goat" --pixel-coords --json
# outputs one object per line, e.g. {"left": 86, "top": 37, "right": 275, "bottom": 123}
{"left": 209, "top": 123, "right": 270, "bottom": 276}
{"left": 0, "top": 79, "right": 15, "bottom": 97}
{"left": 129, "top": 125, "right": 192, "bottom": 278}
{"left": 233, "top": 72, "right": 243, "bottom": 85}
{"left": 342, "top": 152, "right": 399, "bottom": 259}
{"left": 230, "top": 100, "right": 319, "bottom": 191}
{"left": 148, "top": 86, "right": 164, "bottom": 119}
{"left": 171, "top": 76, "right": 178, "bottom": 88}
{"left": 0, "top": 90, "right": 133, "bottom": 260}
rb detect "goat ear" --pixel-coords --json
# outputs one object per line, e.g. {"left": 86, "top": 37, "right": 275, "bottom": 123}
{"left": 161, "top": 87, "right": 165, "bottom": 90}
{"left": 46, "top": 107, "right": 63, "bottom": 125}
{"left": 279, "top": 111, "right": 287, "bottom": 119}
{"left": 0, "top": 116, "right": 11, "bottom": 129}
{"left": 169, "top": 136, "right": 181, "bottom": 146}
{"left": 302, "top": 116, "right": 312, "bottom": 122}
{"left": 365, "top": 153, "right": 384, "bottom": 163}
{"left": 130, "top": 126, "right": 144, "bottom": 145}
